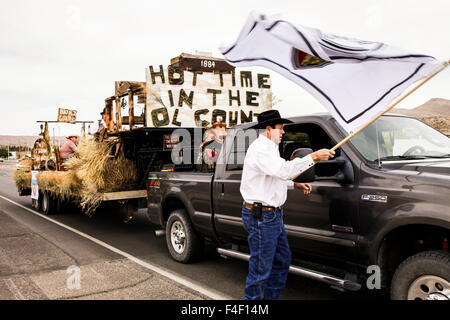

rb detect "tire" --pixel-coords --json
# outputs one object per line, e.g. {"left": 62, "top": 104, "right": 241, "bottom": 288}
{"left": 41, "top": 191, "right": 57, "bottom": 215}
{"left": 390, "top": 250, "right": 450, "bottom": 300}
{"left": 46, "top": 159, "right": 57, "bottom": 171}
{"left": 31, "top": 193, "right": 42, "bottom": 211}
{"left": 55, "top": 198, "right": 64, "bottom": 214}
{"left": 19, "top": 188, "right": 31, "bottom": 196}
{"left": 165, "top": 209, "right": 204, "bottom": 263}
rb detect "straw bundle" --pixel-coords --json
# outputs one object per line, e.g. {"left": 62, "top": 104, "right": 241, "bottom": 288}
{"left": 36, "top": 170, "right": 80, "bottom": 202}
{"left": 17, "top": 157, "right": 33, "bottom": 170}
{"left": 64, "top": 137, "right": 138, "bottom": 214}
{"left": 12, "top": 156, "right": 33, "bottom": 193}
{"left": 12, "top": 169, "right": 31, "bottom": 191}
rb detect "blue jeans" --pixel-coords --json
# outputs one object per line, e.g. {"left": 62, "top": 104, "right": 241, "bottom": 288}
{"left": 242, "top": 205, "right": 291, "bottom": 300}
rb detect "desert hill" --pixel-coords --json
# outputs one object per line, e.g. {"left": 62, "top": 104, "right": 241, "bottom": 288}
{"left": 391, "top": 98, "right": 450, "bottom": 135}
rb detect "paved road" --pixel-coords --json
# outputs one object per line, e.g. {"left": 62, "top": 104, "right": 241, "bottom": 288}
{"left": 0, "top": 161, "right": 385, "bottom": 300}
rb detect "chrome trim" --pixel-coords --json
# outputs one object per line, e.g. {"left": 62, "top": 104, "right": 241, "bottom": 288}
{"left": 151, "top": 177, "right": 213, "bottom": 183}
{"left": 361, "top": 194, "right": 388, "bottom": 203}
{"left": 215, "top": 215, "right": 242, "bottom": 227}
{"left": 407, "top": 275, "right": 450, "bottom": 300}
{"left": 214, "top": 215, "right": 356, "bottom": 247}
{"left": 217, "top": 248, "right": 361, "bottom": 291}
{"left": 154, "top": 229, "right": 166, "bottom": 237}
{"left": 285, "top": 228, "right": 356, "bottom": 248}
{"left": 380, "top": 158, "right": 450, "bottom": 164}
{"left": 193, "top": 211, "right": 212, "bottom": 219}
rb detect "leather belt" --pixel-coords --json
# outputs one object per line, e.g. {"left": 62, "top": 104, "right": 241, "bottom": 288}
{"left": 244, "top": 202, "right": 282, "bottom": 212}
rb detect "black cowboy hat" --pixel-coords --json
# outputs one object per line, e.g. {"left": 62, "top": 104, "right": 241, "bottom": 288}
{"left": 100, "top": 108, "right": 106, "bottom": 115}
{"left": 252, "top": 109, "right": 293, "bottom": 129}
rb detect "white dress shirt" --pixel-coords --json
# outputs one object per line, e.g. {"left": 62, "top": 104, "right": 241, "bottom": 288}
{"left": 240, "top": 134, "right": 314, "bottom": 208}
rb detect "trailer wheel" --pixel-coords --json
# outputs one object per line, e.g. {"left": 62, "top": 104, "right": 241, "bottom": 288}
{"left": 31, "top": 192, "right": 42, "bottom": 211}
{"left": 165, "top": 209, "right": 204, "bottom": 263}
{"left": 41, "top": 191, "right": 57, "bottom": 215}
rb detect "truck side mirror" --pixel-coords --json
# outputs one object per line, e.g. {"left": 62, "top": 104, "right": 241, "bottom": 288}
{"left": 291, "top": 148, "right": 315, "bottom": 183}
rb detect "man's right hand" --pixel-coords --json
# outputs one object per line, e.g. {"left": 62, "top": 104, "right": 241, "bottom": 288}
{"left": 311, "top": 149, "right": 335, "bottom": 163}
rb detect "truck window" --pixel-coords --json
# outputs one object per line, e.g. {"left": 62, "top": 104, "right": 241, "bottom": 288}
{"left": 226, "top": 129, "right": 258, "bottom": 171}
{"left": 132, "top": 128, "right": 199, "bottom": 174}
{"left": 196, "top": 140, "right": 223, "bottom": 172}
{"left": 335, "top": 116, "right": 450, "bottom": 162}
{"left": 282, "top": 123, "right": 341, "bottom": 178}
{"left": 196, "top": 125, "right": 227, "bottom": 172}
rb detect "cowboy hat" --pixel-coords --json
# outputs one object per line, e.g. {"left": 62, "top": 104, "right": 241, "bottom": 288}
{"left": 252, "top": 109, "right": 292, "bottom": 129}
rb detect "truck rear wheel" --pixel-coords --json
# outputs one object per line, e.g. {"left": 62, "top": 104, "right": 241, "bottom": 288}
{"left": 41, "top": 191, "right": 57, "bottom": 215}
{"left": 165, "top": 209, "right": 204, "bottom": 263}
{"left": 390, "top": 250, "right": 450, "bottom": 300}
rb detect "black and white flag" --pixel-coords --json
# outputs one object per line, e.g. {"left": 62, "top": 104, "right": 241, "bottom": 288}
{"left": 220, "top": 12, "right": 442, "bottom": 133}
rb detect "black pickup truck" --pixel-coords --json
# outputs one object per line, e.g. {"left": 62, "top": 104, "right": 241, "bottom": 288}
{"left": 145, "top": 113, "right": 450, "bottom": 300}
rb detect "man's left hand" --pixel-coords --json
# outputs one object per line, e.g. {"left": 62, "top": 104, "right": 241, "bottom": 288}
{"left": 294, "top": 182, "right": 312, "bottom": 194}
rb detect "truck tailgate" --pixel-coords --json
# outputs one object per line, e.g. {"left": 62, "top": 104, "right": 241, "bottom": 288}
{"left": 147, "top": 172, "right": 215, "bottom": 237}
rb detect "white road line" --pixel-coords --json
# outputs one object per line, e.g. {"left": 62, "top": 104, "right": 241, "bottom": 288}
{"left": 0, "top": 194, "right": 233, "bottom": 300}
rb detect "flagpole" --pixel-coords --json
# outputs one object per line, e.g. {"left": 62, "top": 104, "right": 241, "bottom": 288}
{"left": 331, "top": 60, "right": 449, "bottom": 152}
{"left": 290, "top": 59, "right": 449, "bottom": 182}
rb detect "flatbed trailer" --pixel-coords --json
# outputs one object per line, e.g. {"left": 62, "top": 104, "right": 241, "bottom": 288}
{"left": 29, "top": 183, "right": 147, "bottom": 216}
{"left": 19, "top": 126, "right": 202, "bottom": 217}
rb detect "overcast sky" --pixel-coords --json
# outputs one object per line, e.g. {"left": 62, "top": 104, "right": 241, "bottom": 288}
{"left": 0, "top": 0, "right": 449, "bottom": 137}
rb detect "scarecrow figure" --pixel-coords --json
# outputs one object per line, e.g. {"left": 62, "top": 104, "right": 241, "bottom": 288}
{"left": 197, "top": 120, "right": 227, "bottom": 168}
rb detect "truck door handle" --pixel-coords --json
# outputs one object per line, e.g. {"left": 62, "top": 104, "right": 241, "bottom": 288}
{"left": 220, "top": 183, "right": 224, "bottom": 195}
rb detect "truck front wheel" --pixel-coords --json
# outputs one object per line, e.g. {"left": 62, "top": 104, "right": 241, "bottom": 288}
{"left": 165, "top": 209, "right": 204, "bottom": 263}
{"left": 390, "top": 250, "right": 450, "bottom": 300}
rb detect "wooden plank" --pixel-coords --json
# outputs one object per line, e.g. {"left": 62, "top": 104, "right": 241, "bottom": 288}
{"left": 122, "top": 116, "right": 144, "bottom": 125}
{"left": 115, "top": 96, "right": 122, "bottom": 130}
{"left": 170, "top": 53, "right": 234, "bottom": 72}
{"left": 36, "top": 121, "right": 93, "bottom": 123}
{"left": 105, "top": 99, "right": 114, "bottom": 132}
{"left": 101, "top": 190, "right": 147, "bottom": 201}
{"left": 115, "top": 81, "right": 145, "bottom": 97}
{"left": 137, "top": 93, "right": 146, "bottom": 104}
{"left": 128, "top": 90, "right": 135, "bottom": 130}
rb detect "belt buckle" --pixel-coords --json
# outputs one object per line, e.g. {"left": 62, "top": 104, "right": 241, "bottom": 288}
{"left": 244, "top": 202, "right": 253, "bottom": 210}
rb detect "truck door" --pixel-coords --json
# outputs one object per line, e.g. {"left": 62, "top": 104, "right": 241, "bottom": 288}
{"left": 282, "top": 122, "right": 360, "bottom": 263}
{"left": 212, "top": 129, "right": 257, "bottom": 242}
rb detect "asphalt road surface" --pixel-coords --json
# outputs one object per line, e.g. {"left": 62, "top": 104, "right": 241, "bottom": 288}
{"left": 0, "top": 161, "right": 386, "bottom": 300}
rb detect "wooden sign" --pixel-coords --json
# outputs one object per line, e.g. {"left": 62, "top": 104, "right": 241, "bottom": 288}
{"left": 163, "top": 134, "right": 180, "bottom": 150}
{"left": 170, "top": 53, "right": 235, "bottom": 73}
{"left": 57, "top": 108, "right": 77, "bottom": 123}
{"left": 146, "top": 65, "right": 272, "bottom": 128}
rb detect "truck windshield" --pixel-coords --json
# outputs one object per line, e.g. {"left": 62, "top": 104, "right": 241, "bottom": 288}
{"left": 336, "top": 116, "right": 450, "bottom": 162}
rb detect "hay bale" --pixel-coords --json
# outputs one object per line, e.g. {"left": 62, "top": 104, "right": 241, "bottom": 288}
{"left": 12, "top": 170, "right": 31, "bottom": 191}
{"left": 16, "top": 157, "right": 33, "bottom": 171}
{"left": 36, "top": 171, "right": 80, "bottom": 202}
{"left": 65, "top": 137, "right": 138, "bottom": 215}
{"left": 66, "top": 137, "right": 138, "bottom": 191}
{"left": 13, "top": 156, "right": 33, "bottom": 192}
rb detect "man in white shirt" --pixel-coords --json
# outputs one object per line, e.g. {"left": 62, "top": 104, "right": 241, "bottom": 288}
{"left": 240, "top": 109, "right": 335, "bottom": 300}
